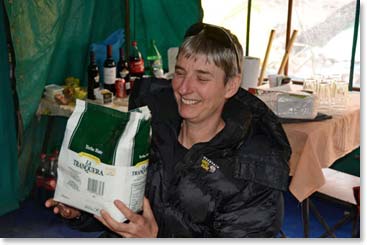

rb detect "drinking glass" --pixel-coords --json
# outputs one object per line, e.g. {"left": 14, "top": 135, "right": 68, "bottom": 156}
{"left": 323, "top": 77, "right": 336, "bottom": 105}
{"left": 334, "top": 81, "right": 349, "bottom": 110}
{"left": 303, "top": 78, "right": 317, "bottom": 93}
{"left": 317, "top": 80, "right": 331, "bottom": 110}
{"left": 313, "top": 74, "right": 324, "bottom": 84}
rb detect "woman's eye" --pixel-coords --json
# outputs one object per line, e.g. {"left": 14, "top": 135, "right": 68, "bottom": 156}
{"left": 175, "top": 72, "right": 184, "bottom": 77}
{"left": 198, "top": 76, "right": 210, "bottom": 82}
{"left": 174, "top": 70, "right": 184, "bottom": 76}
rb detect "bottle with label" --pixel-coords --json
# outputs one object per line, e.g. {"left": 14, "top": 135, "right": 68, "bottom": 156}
{"left": 103, "top": 44, "right": 116, "bottom": 95}
{"left": 128, "top": 41, "right": 145, "bottom": 79}
{"left": 116, "top": 47, "right": 131, "bottom": 95}
{"left": 117, "top": 48, "right": 129, "bottom": 79}
{"left": 87, "top": 51, "right": 100, "bottom": 100}
{"left": 147, "top": 39, "right": 164, "bottom": 78}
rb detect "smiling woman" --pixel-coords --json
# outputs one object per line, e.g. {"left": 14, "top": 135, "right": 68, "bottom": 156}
{"left": 45, "top": 22, "right": 291, "bottom": 238}
{"left": 171, "top": 24, "right": 243, "bottom": 148}
{"left": 172, "top": 53, "right": 233, "bottom": 148}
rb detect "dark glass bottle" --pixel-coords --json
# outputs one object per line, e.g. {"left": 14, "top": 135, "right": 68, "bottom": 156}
{"left": 49, "top": 156, "right": 58, "bottom": 179}
{"left": 103, "top": 44, "right": 116, "bottom": 94}
{"left": 128, "top": 41, "right": 145, "bottom": 78}
{"left": 36, "top": 153, "right": 48, "bottom": 188}
{"left": 52, "top": 149, "right": 59, "bottom": 158}
{"left": 87, "top": 51, "right": 100, "bottom": 100}
{"left": 117, "top": 48, "right": 129, "bottom": 78}
{"left": 44, "top": 155, "right": 57, "bottom": 191}
{"left": 116, "top": 48, "right": 131, "bottom": 95}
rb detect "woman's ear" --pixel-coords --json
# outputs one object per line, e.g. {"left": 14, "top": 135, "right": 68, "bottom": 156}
{"left": 224, "top": 74, "right": 241, "bottom": 99}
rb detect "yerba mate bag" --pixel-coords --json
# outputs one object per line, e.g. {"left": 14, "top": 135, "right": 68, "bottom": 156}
{"left": 54, "top": 99, "right": 151, "bottom": 222}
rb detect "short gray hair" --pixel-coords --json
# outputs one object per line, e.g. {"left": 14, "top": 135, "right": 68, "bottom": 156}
{"left": 178, "top": 23, "right": 243, "bottom": 83}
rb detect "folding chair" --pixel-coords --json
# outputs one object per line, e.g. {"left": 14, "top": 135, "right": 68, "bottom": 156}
{"left": 306, "top": 168, "right": 360, "bottom": 237}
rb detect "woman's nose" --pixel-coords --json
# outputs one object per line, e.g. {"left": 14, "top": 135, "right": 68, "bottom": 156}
{"left": 177, "top": 76, "right": 193, "bottom": 94}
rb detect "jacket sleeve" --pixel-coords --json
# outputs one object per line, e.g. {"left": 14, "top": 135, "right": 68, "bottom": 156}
{"left": 212, "top": 183, "right": 284, "bottom": 237}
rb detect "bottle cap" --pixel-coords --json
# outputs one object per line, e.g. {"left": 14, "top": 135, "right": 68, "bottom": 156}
{"left": 48, "top": 156, "right": 56, "bottom": 161}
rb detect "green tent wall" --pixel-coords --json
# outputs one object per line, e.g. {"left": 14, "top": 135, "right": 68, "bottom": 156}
{"left": 0, "top": 0, "right": 202, "bottom": 215}
{"left": 0, "top": 0, "right": 20, "bottom": 216}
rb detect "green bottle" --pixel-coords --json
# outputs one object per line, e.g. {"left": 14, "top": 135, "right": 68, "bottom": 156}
{"left": 146, "top": 40, "right": 164, "bottom": 78}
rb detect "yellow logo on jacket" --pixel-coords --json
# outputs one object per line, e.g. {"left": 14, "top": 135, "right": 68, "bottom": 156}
{"left": 201, "top": 156, "right": 219, "bottom": 173}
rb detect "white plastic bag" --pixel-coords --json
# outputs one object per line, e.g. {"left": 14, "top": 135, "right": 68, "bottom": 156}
{"left": 54, "top": 99, "right": 151, "bottom": 222}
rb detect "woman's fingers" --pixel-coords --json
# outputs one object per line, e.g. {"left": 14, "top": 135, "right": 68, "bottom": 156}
{"left": 94, "top": 211, "right": 136, "bottom": 238}
{"left": 96, "top": 215, "right": 132, "bottom": 238}
{"left": 44, "top": 198, "right": 80, "bottom": 219}
{"left": 142, "top": 197, "right": 154, "bottom": 219}
{"left": 94, "top": 199, "right": 158, "bottom": 237}
{"left": 93, "top": 214, "right": 107, "bottom": 228}
{"left": 53, "top": 206, "right": 60, "bottom": 214}
{"left": 142, "top": 197, "right": 158, "bottom": 236}
{"left": 58, "top": 203, "right": 72, "bottom": 217}
{"left": 113, "top": 200, "right": 140, "bottom": 223}
{"left": 44, "top": 198, "right": 62, "bottom": 215}
{"left": 99, "top": 209, "right": 125, "bottom": 231}
{"left": 44, "top": 198, "right": 58, "bottom": 208}
{"left": 58, "top": 204, "right": 80, "bottom": 219}
{"left": 94, "top": 210, "right": 130, "bottom": 235}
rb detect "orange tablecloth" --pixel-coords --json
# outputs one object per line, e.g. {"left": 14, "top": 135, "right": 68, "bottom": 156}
{"left": 283, "top": 92, "right": 360, "bottom": 202}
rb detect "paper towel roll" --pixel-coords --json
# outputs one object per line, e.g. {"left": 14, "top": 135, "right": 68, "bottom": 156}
{"left": 241, "top": 56, "right": 260, "bottom": 89}
{"left": 167, "top": 47, "right": 179, "bottom": 73}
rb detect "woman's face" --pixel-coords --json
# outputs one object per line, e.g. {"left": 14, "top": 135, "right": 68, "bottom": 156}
{"left": 172, "top": 53, "right": 238, "bottom": 125}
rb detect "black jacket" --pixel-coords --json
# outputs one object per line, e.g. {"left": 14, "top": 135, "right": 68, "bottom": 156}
{"left": 68, "top": 84, "right": 291, "bottom": 238}
{"left": 143, "top": 87, "right": 291, "bottom": 237}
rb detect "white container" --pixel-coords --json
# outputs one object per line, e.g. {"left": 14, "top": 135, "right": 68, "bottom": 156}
{"left": 240, "top": 56, "right": 260, "bottom": 89}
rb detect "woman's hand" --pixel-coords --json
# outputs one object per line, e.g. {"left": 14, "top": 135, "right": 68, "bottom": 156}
{"left": 44, "top": 179, "right": 81, "bottom": 219}
{"left": 94, "top": 197, "right": 158, "bottom": 238}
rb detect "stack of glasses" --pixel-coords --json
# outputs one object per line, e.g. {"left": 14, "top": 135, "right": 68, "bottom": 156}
{"left": 303, "top": 75, "right": 349, "bottom": 112}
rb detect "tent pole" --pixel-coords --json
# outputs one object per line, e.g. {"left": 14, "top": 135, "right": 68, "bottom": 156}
{"left": 349, "top": 0, "right": 359, "bottom": 91}
{"left": 125, "top": 0, "right": 130, "bottom": 58}
{"left": 245, "top": 0, "right": 251, "bottom": 56}
{"left": 284, "top": 0, "right": 293, "bottom": 75}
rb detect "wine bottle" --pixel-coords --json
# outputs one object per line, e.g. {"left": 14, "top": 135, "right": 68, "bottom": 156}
{"left": 43, "top": 155, "right": 57, "bottom": 192}
{"left": 87, "top": 51, "right": 100, "bottom": 100}
{"left": 116, "top": 48, "right": 131, "bottom": 95}
{"left": 49, "top": 156, "right": 57, "bottom": 179}
{"left": 147, "top": 39, "right": 164, "bottom": 78}
{"left": 117, "top": 48, "right": 129, "bottom": 78}
{"left": 36, "top": 153, "right": 48, "bottom": 188}
{"left": 103, "top": 44, "right": 116, "bottom": 95}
